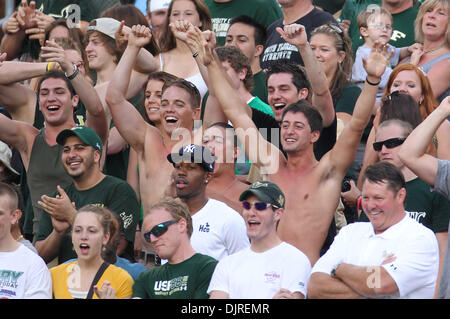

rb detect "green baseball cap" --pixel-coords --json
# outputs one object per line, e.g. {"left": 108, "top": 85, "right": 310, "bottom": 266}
{"left": 239, "top": 181, "right": 285, "bottom": 209}
{"left": 56, "top": 126, "right": 103, "bottom": 152}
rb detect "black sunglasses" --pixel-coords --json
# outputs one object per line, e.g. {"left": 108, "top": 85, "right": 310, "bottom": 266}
{"left": 242, "top": 201, "right": 277, "bottom": 211}
{"left": 373, "top": 137, "right": 406, "bottom": 152}
{"left": 143, "top": 219, "right": 178, "bottom": 242}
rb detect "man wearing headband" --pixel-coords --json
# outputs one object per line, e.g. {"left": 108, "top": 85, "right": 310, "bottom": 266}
{"left": 208, "top": 181, "right": 311, "bottom": 299}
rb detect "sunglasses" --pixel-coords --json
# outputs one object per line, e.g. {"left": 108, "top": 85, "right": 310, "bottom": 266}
{"left": 143, "top": 219, "right": 178, "bottom": 242}
{"left": 242, "top": 201, "right": 278, "bottom": 211}
{"left": 373, "top": 137, "right": 406, "bottom": 152}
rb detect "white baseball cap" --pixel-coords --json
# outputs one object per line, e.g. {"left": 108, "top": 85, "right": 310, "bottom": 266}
{"left": 87, "top": 17, "right": 121, "bottom": 39}
{"left": 150, "top": 0, "right": 172, "bottom": 12}
{"left": 0, "top": 141, "right": 19, "bottom": 176}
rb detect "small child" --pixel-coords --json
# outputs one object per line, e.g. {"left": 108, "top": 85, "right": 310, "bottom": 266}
{"left": 351, "top": 6, "right": 422, "bottom": 101}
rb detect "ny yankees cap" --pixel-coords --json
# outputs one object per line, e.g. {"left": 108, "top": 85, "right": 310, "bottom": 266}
{"left": 239, "top": 181, "right": 285, "bottom": 209}
{"left": 57, "top": 126, "right": 103, "bottom": 153}
{"left": 167, "top": 144, "right": 216, "bottom": 172}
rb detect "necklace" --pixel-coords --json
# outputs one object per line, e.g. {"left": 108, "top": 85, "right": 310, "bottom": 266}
{"left": 222, "top": 178, "right": 238, "bottom": 195}
{"left": 16, "top": 235, "right": 24, "bottom": 241}
{"left": 424, "top": 44, "right": 445, "bottom": 54}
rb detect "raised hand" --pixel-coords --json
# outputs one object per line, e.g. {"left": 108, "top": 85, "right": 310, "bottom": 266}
{"left": 16, "top": 0, "right": 37, "bottom": 30}
{"left": 169, "top": 20, "right": 195, "bottom": 44}
{"left": 2, "top": 12, "right": 21, "bottom": 34}
{"left": 276, "top": 23, "right": 307, "bottom": 47}
{"left": 114, "top": 20, "right": 132, "bottom": 51}
{"left": 362, "top": 41, "right": 394, "bottom": 79}
{"left": 33, "top": 11, "right": 55, "bottom": 34}
{"left": 127, "top": 24, "right": 152, "bottom": 49}
{"left": 186, "top": 26, "right": 216, "bottom": 66}
{"left": 40, "top": 40, "right": 72, "bottom": 72}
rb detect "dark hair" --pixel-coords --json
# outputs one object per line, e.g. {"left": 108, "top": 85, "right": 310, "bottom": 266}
{"left": 100, "top": 3, "right": 160, "bottom": 55}
{"left": 148, "top": 197, "right": 193, "bottom": 238}
{"left": 207, "top": 122, "right": 239, "bottom": 148}
{"left": 0, "top": 182, "right": 19, "bottom": 211}
{"left": 380, "top": 92, "right": 422, "bottom": 128}
{"left": 162, "top": 78, "right": 201, "bottom": 109}
{"left": 281, "top": 100, "right": 323, "bottom": 133}
{"left": 361, "top": 161, "right": 406, "bottom": 194}
{"left": 266, "top": 61, "right": 311, "bottom": 96}
{"left": 229, "top": 15, "right": 267, "bottom": 46}
{"left": 37, "top": 70, "right": 76, "bottom": 98}
{"left": 311, "top": 23, "right": 353, "bottom": 103}
{"left": 159, "top": 0, "right": 212, "bottom": 52}
{"left": 216, "top": 46, "right": 253, "bottom": 91}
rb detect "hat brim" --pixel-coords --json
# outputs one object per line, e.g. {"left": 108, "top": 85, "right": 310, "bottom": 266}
{"left": 0, "top": 159, "right": 19, "bottom": 176}
{"left": 167, "top": 153, "right": 215, "bottom": 172}
{"left": 239, "top": 189, "right": 273, "bottom": 204}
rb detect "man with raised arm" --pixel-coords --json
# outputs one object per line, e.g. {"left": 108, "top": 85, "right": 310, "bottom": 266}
{"left": 398, "top": 96, "right": 450, "bottom": 298}
{"left": 192, "top": 22, "right": 393, "bottom": 264}
{"left": 105, "top": 25, "right": 200, "bottom": 213}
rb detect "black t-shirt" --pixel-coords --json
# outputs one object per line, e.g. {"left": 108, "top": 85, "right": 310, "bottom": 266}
{"left": 261, "top": 8, "right": 336, "bottom": 69}
{"left": 314, "top": 115, "right": 337, "bottom": 161}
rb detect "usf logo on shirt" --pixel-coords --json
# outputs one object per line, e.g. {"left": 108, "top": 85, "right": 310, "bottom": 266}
{"left": 0, "top": 270, "right": 24, "bottom": 289}
{"left": 154, "top": 276, "right": 189, "bottom": 296}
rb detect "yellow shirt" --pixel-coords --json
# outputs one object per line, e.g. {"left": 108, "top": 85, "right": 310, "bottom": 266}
{"left": 50, "top": 261, "right": 134, "bottom": 299}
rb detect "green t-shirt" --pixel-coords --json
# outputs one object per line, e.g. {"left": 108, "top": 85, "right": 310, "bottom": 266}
{"left": 359, "top": 177, "right": 450, "bottom": 233}
{"left": 204, "top": 0, "right": 282, "bottom": 46}
{"left": 251, "top": 70, "right": 268, "bottom": 104}
{"left": 132, "top": 253, "right": 218, "bottom": 299}
{"left": 340, "top": 1, "right": 422, "bottom": 57}
{"left": 36, "top": 175, "right": 140, "bottom": 263}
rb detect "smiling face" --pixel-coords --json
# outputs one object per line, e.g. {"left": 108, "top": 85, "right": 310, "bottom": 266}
{"left": 267, "top": 73, "right": 304, "bottom": 123}
{"left": 38, "top": 77, "right": 78, "bottom": 126}
{"left": 280, "top": 111, "right": 319, "bottom": 153}
{"left": 361, "top": 179, "right": 406, "bottom": 234}
{"left": 310, "top": 33, "right": 345, "bottom": 79}
{"left": 202, "top": 125, "right": 237, "bottom": 165}
{"left": 85, "top": 32, "right": 116, "bottom": 71}
{"left": 145, "top": 79, "right": 165, "bottom": 124}
{"left": 62, "top": 136, "right": 99, "bottom": 180}
{"left": 72, "top": 211, "right": 109, "bottom": 261}
{"left": 160, "top": 85, "right": 199, "bottom": 135}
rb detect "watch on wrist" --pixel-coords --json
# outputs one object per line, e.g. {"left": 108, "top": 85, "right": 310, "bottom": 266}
{"left": 331, "top": 265, "right": 339, "bottom": 278}
{"left": 65, "top": 64, "right": 79, "bottom": 80}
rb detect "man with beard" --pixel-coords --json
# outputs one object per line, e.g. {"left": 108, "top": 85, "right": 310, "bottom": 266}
{"left": 168, "top": 144, "right": 249, "bottom": 261}
{"left": 34, "top": 126, "right": 139, "bottom": 264}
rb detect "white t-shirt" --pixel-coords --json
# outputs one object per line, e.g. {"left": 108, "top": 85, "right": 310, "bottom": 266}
{"left": 207, "top": 242, "right": 311, "bottom": 298}
{"left": 312, "top": 215, "right": 439, "bottom": 299}
{"left": 0, "top": 244, "right": 52, "bottom": 299}
{"left": 190, "top": 198, "right": 250, "bottom": 261}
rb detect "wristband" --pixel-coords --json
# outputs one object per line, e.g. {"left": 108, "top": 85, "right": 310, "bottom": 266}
{"left": 65, "top": 64, "right": 79, "bottom": 80}
{"left": 192, "top": 52, "right": 199, "bottom": 58}
{"left": 357, "top": 195, "right": 363, "bottom": 211}
{"left": 46, "top": 62, "right": 54, "bottom": 72}
{"left": 366, "top": 77, "right": 381, "bottom": 86}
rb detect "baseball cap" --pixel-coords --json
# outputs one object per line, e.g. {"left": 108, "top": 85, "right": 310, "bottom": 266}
{"left": 56, "top": 126, "right": 103, "bottom": 153}
{"left": 239, "top": 181, "right": 285, "bottom": 209}
{"left": 150, "top": 0, "right": 172, "bottom": 12}
{"left": 167, "top": 144, "right": 215, "bottom": 172}
{"left": 0, "top": 141, "right": 19, "bottom": 176}
{"left": 87, "top": 18, "right": 121, "bottom": 39}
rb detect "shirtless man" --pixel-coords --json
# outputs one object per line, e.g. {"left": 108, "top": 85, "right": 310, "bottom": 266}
{"left": 105, "top": 25, "right": 200, "bottom": 213}
{"left": 194, "top": 23, "right": 392, "bottom": 265}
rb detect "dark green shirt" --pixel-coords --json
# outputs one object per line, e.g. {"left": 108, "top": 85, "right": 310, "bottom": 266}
{"left": 36, "top": 175, "right": 140, "bottom": 263}
{"left": 133, "top": 254, "right": 218, "bottom": 299}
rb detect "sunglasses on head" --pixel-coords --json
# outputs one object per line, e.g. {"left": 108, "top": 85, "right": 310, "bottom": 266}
{"left": 373, "top": 137, "right": 406, "bottom": 152}
{"left": 242, "top": 201, "right": 278, "bottom": 211}
{"left": 143, "top": 219, "right": 178, "bottom": 242}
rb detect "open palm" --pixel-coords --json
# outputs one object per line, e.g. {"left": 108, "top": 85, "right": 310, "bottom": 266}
{"left": 363, "top": 42, "right": 394, "bottom": 79}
